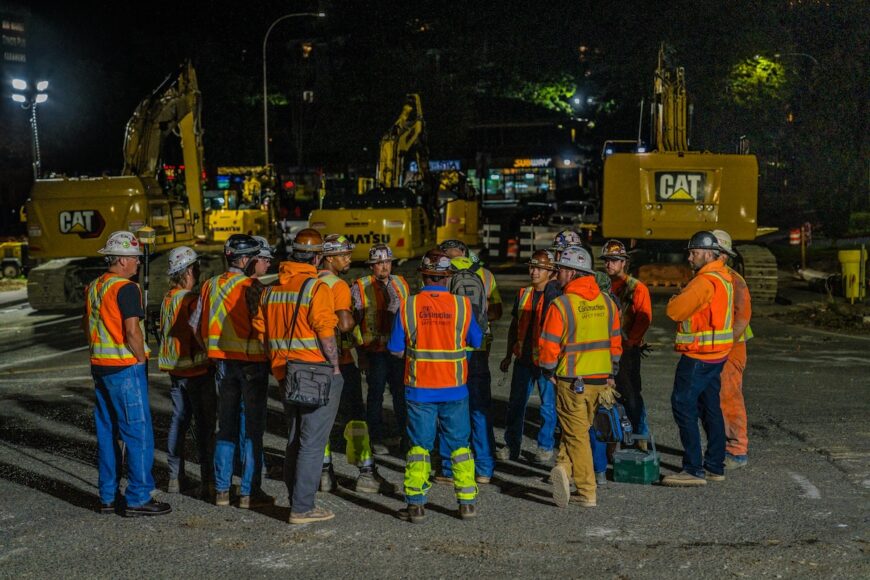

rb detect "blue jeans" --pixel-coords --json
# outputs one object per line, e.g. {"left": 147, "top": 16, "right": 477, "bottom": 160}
{"left": 590, "top": 427, "right": 608, "bottom": 474}
{"left": 503, "top": 361, "right": 557, "bottom": 455}
{"left": 92, "top": 363, "right": 155, "bottom": 507}
{"left": 406, "top": 397, "right": 473, "bottom": 505}
{"left": 213, "top": 360, "right": 268, "bottom": 495}
{"left": 671, "top": 355, "right": 726, "bottom": 477}
{"left": 167, "top": 371, "right": 216, "bottom": 483}
{"left": 616, "top": 346, "right": 648, "bottom": 436}
{"left": 440, "top": 352, "right": 495, "bottom": 478}
{"left": 365, "top": 351, "right": 407, "bottom": 441}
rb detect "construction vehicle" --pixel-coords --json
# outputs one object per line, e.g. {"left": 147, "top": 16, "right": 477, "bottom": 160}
{"left": 309, "top": 94, "right": 479, "bottom": 261}
{"left": 205, "top": 165, "right": 279, "bottom": 244}
{"left": 600, "top": 45, "right": 778, "bottom": 302}
{"left": 0, "top": 240, "right": 28, "bottom": 278}
{"left": 436, "top": 169, "right": 480, "bottom": 247}
{"left": 24, "top": 61, "right": 222, "bottom": 310}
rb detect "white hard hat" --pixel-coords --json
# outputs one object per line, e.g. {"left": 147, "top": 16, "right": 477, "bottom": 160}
{"left": 98, "top": 231, "right": 144, "bottom": 256}
{"left": 711, "top": 229, "right": 737, "bottom": 258}
{"left": 252, "top": 235, "right": 275, "bottom": 259}
{"left": 167, "top": 246, "right": 199, "bottom": 275}
{"left": 366, "top": 244, "right": 395, "bottom": 264}
{"left": 556, "top": 245, "right": 595, "bottom": 274}
{"left": 551, "top": 229, "right": 584, "bottom": 251}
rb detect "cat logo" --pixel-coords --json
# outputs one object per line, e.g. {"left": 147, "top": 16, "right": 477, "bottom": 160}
{"left": 655, "top": 172, "right": 706, "bottom": 202}
{"left": 58, "top": 210, "right": 106, "bottom": 238}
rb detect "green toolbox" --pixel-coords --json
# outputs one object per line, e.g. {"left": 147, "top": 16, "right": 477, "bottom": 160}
{"left": 613, "top": 433, "right": 660, "bottom": 485}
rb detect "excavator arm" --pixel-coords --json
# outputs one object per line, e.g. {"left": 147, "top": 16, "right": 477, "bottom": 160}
{"left": 122, "top": 60, "right": 206, "bottom": 238}
{"left": 653, "top": 44, "right": 689, "bottom": 152}
{"left": 377, "top": 94, "right": 426, "bottom": 188}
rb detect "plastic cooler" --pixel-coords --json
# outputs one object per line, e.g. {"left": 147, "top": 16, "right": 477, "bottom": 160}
{"left": 613, "top": 433, "right": 660, "bottom": 485}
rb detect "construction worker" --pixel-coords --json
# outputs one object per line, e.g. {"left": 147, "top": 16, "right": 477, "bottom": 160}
{"left": 438, "top": 239, "right": 501, "bottom": 483}
{"left": 662, "top": 231, "right": 734, "bottom": 487}
{"left": 600, "top": 240, "right": 652, "bottom": 443}
{"left": 159, "top": 246, "right": 215, "bottom": 499}
{"left": 249, "top": 235, "right": 275, "bottom": 278}
{"left": 84, "top": 231, "right": 170, "bottom": 516}
{"left": 196, "top": 234, "right": 273, "bottom": 509}
{"left": 253, "top": 229, "right": 342, "bottom": 524}
{"left": 318, "top": 234, "right": 387, "bottom": 494}
{"left": 351, "top": 243, "right": 410, "bottom": 453}
{"left": 538, "top": 246, "right": 622, "bottom": 508}
{"left": 388, "top": 249, "right": 483, "bottom": 522}
{"left": 711, "top": 229, "right": 753, "bottom": 470}
{"left": 497, "top": 249, "right": 559, "bottom": 463}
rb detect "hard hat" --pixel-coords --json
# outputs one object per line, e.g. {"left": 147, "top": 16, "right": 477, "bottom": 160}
{"left": 439, "top": 239, "right": 469, "bottom": 256}
{"left": 686, "top": 231, "right": 721, "bottom": 254}
{"left": 527, "top": 249, "right": 557, "bottom": 271}
{"left": 556, "top": 245, "right": 595, "bottom": 274}
{"left": 711, "top": 229, "right": 737, "bottom": 258}
{"left": 252, "top": 235, "right": 275, "bottom": 259}
{"left": 600, "top": 239, "right": 629, "bottom": 260}
{"left": 366, "top": 243, "right": 395, "bottom": 264}
{"left": 224, "top": 234, "right": 261, "bottom": 260}
{"left": 98, "top": 231, "right": 144, "bottom": 256}
{"left": 167, "top": 246, "right": 199, "bottom": 275}
{"left": 551, "top": 229, "right": 584, "bottom": 251}
{"left": 322, "top": 234, "right": 356, "bottom": 256}
{"left": 419, "top": 248, "right": 453, "bottom": 276}
{"left": 292, "top": 228, "right": 324, "bottom": 252}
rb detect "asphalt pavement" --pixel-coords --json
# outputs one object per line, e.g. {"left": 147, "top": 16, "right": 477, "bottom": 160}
{"left": 0, "top": 274, "right": 867, "bottom": 578}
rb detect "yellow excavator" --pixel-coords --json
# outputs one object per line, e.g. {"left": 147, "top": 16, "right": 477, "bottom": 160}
{"left": 205, "top": 165, "right": 278, "bottom": 244}
{"left": 309, "top": 94, "right": 478, "bottom": 261}
{"left": 600, "top": 45, "right": 778, "bottom": 302}
{"left": 24, "top": 61, "right": 222, "bottom": 310}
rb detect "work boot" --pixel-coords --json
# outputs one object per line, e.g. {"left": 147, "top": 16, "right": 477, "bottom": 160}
{"left": 635, "top": 439, "right": 649, "bottom": 452}
{"left": 167, "top": 478, "right": 181, "bottom": 494}
{"left": 399, "top": 504, "right": 426, "bottom": 524}
{"left": 569, "top": 494, "right": 597, "bottom": 508}
{"left": 705, "top": 471, "right": 726, "bottom": 482}
{"left": 124, "top": 499, "right": 172, "bottom": 517}
{"left": 475, "top": 475, "right": 491, "bottom": 484}
{"left": 534, "top": 447, "right": 554, "bottom": 463}
{"left": 550, "top": 464, "right": 571, "bottom": 508}
{"left": 433, "top": 474, "right": 453, "bottom": 485}
{"left": 215, "top": 490, "right": 231, "bottom": 506}
{"left": 319, "top": 464, "right": 336, "bottom": 492}
{"left": 595, "top": 471, "right": 607, "bottom": 486}
{"left": 371, "top": 442, "right": 390, "bottom": 456}
{"left": 725, "top": 454, "right": 748, "bottom": 470}
{"left": 661, "top": 471, "right": 707, "bottom": 487}
{"left": 459, "top": 504, "right": 478, "bottom": 520}
{"left": 239, "top": 489, "right": 275, "bottom": 509}
{"left": 289, "top": 506, "right": 335, "bottom": 524}
{"left": 355, "top": 468, "right": 390, "bottom": 494}
{"left": 495, "top": 446, "right": 518, "bottom": 461}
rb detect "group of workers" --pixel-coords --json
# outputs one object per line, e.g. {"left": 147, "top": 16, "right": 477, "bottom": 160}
{"left": 82, "top": 223, "right": 751, "bottom": 522}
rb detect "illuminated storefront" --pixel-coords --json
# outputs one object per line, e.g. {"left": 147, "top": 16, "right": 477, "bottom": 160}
{"left": 468, "top": 156, "right": 582, "bottom": 202}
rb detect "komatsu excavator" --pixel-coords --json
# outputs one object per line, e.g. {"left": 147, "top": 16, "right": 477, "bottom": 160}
{"left": 24, "top": 61, "right": 222, "bottom": 310}
{"left": 600, "top": 45, "right": 778, "bottom": 302}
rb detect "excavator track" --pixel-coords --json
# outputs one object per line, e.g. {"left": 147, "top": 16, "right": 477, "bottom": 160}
{"left": 735, "top": 244, "right": 778, "bottom": 304}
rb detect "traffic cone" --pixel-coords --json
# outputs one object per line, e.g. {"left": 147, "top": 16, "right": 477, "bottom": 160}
{"left": 507, "top": 238, "right": 519, "bottom": 260}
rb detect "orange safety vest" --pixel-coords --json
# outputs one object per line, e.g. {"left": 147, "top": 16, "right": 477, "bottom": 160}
{"left": 159, "top": 288, "right": 208, "bottom": 376}
{"left": 259, "top": 274, "right": 328, "bottom": 380}
{"left": 355, "top": 274, "right": 409, "bottom": 349}
{"left": 199, "top": 271, "right": 266, "bottom": 362}
{"left": 399, "top": 291, "right": 472, "bottom": 389}
{"left": 318, "top": 270, "right": 356, "bottom": 365}
{"left": 85, "top": 273, "right": 150, "bottom": 367}
{"left": 674, "top": 271, "right": 734, "bottom": 356}
{"left": 727, "top": 266, "right": 754, "bottom": 342}
{"left": 539, "top": 291, "right": 618, "bottom": 379}
{"left": 512, "top": 286, "right": 545, "bottom": 361}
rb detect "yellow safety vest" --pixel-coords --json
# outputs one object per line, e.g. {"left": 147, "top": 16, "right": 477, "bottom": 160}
{"left": 545, "top": 292, "right": 616, "bottom": 378}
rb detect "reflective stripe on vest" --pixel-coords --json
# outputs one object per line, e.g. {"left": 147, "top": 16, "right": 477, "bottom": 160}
{"left": 402, "top": 293, "right": 470, "bottom": 388}
{"left": 159, "top": 288, "right": 207, "bottom": 372}
{"left": 318, "top": 271, "right": 356, "bottom": 353}
{"left": 357, "top": 275, "right": 409, "bottom": 347}
{"left": 204, "top": 272, "right": 264, "bottom": 359}
{"left": 739, "top": 324, "right": 754, "bottom": 342}
{"left": 260, "top": 284, "right": 320, "bottom": 355}
{"left": 675, "top": 271, "right": 734, "bottom": 353}
{"left": 550, "top": 292, "right": 614, "bottom": 378}
{"left": 86, "top": 274, "right": 148, "bottom": 366}
{"left": 513, "top": 286, "right": 543, "bottom": 360}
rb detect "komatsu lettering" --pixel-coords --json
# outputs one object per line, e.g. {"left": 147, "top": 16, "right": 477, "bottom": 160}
{"left": 345, "top": 232, "right": 391, "bottom": 245}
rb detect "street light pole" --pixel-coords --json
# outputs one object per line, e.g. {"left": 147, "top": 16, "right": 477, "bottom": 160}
{"left": 11, "top": 79, "right": 49, "bottom": 180}
{"left": 262, "top": 11, "right": 325, "bottom": 166}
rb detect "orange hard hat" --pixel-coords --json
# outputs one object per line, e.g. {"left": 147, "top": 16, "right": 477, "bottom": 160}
{"left": 292, "top": 228, "right": 324, "bottom": 252}
{"left": 527, "top": 249, "right": 556, "bottom": 271}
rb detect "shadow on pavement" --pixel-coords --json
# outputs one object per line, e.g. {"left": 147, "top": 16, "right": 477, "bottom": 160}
{"left": 0, "top": 459, "right": 101, "bottom": 512}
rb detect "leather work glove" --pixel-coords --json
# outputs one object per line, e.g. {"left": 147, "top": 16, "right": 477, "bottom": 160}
{"left": 598, "top": 383, "right": 620, "bottom": 409}
{"left": 499, "top": 355, "right": 512, "bottom": 373}
{"left": 639, "top": 342, "right": 653, "bottom": 358}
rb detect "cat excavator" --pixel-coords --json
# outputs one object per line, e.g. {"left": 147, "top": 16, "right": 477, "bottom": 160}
{"left": 24, "top": 61, "right": 223, "bottom": 310}
{"left": 600, "top": 45, "right": 778, "bottom": 302}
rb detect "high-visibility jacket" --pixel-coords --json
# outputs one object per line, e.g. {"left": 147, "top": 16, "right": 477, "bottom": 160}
{"left": 199, "top": 271, "right": 266, "bottom": 362}
{"left": 354, "top": 274, "right": 409, "bottom": 351}
{"left": 85, "top": 273, "right": 149, "bottom": 367}
{"left": 254, "top": 261, "right": 338, "bottom": 381}
{"left": 159, "top": 288, "right": 208, "bottom": 376}
{"left": 318, "top": 270, "right": 356, "bottom": 365}
{"left": 538, "top": 275, "right": 621, "bottom": 380}
{"left": 512, "top": 285, "right": 545, "bottom": 362}
{"left": 671, "top": 265, "right": 734, "bottom": 359}
{"left": 398, "top": 291, "right": 473, "bottom": 389}
{"left": 727, "top": 266, "right": 753, "bottom": 343}
{"left": 611, "top": 275, "right": 652, "bottom": 347}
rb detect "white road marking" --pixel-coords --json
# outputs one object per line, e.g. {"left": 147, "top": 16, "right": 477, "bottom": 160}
{"left": 788, "top": 472, "right": 821, "bottom": 499}
{"left": 0, "top": 345, "right": 88, "bottom": 371}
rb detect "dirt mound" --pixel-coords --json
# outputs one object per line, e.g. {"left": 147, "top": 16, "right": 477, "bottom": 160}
{"left": 771, "top": 301, "right": 870, "bottom": 334}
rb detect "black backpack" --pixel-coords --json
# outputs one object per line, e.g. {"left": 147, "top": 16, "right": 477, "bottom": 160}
{"left": 449, "top": 267, "right": 488, "bottom": 331}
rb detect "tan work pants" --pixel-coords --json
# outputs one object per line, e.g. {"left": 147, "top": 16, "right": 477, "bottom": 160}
{"left": 555, "top": 378, "right": 604, "bottom": 501}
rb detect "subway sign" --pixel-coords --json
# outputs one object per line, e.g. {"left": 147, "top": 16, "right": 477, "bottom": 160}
{"left": 655, "top": 172, "right": 706, "bottom": 202}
